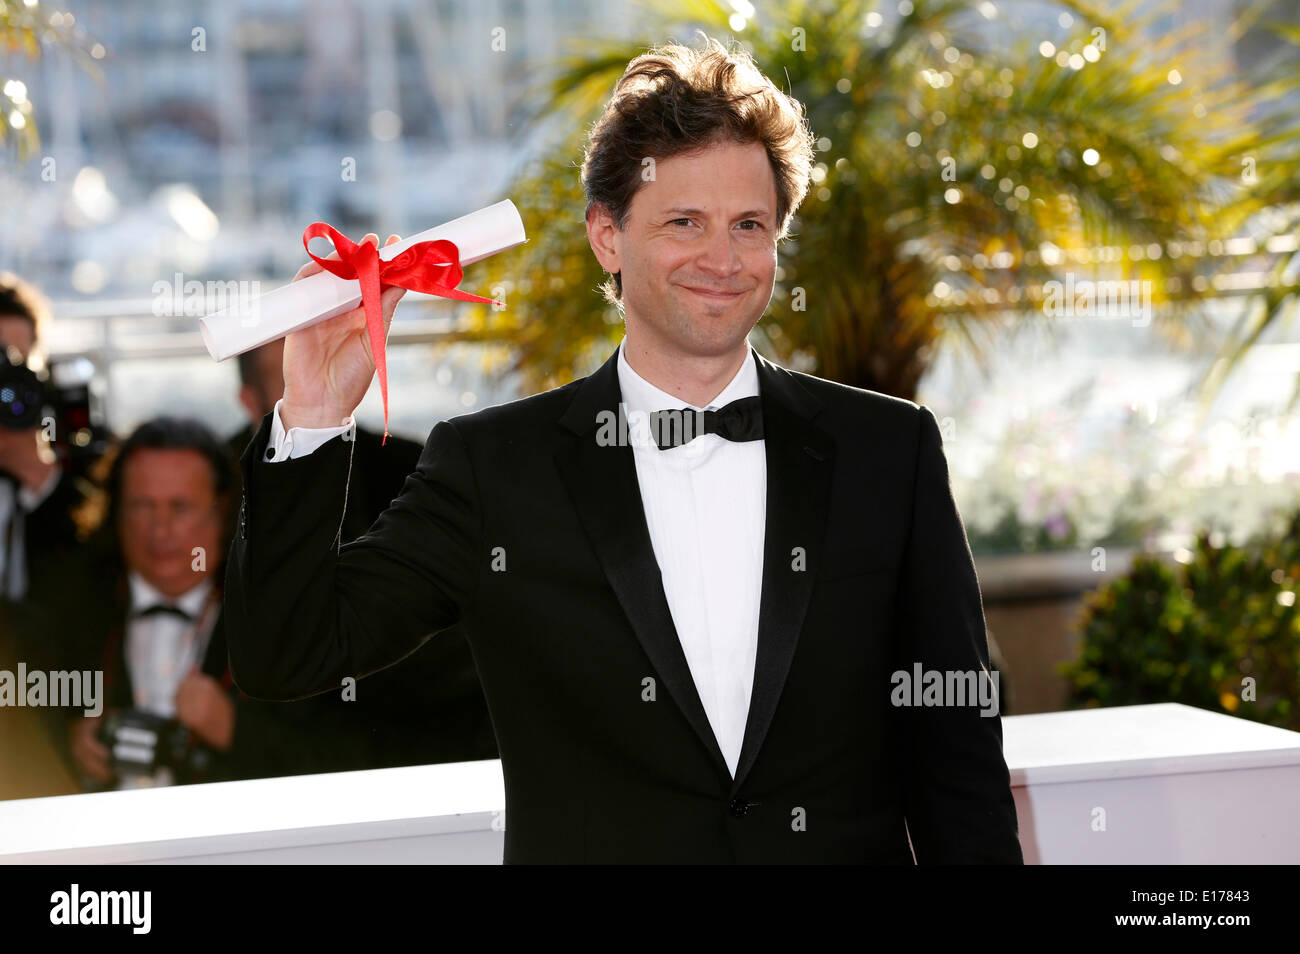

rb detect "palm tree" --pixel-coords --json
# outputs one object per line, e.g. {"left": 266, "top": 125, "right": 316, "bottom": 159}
{"left": 443, "top": 0, "right": 1300, "bottom": 401}
{"left": 1194, "top": 4, "right": 1300, "bottom": 410}
{"left": 1, "top": 0, "right": 102, "bottom": 160}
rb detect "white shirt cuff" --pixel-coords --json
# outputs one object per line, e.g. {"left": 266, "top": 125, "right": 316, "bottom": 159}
{"left": 265, "top": 397, "right": 355, "bottom": 462}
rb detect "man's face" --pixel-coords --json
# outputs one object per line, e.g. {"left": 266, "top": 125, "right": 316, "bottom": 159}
{"left": 588, "top": 138, "right": 780, "bottom": 361}
{"left": 0, "top": 315, "right": 35, "bottom": 364}
{"left": 118, "top": 448, "right": 225, "bottom": 597}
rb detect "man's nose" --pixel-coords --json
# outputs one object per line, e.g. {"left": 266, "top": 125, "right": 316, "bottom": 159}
{"left": 140, "top": 511, "right": 182, "bottom": 546}
{"left": 695, "top": 227, "right": 741, "bottom": 277}
{"left": 146, "top": 522, "right": 175, "bottom": 549}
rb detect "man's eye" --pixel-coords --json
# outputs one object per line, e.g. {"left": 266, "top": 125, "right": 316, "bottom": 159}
{"left": 737, "top": 220, "right": 761, "bottom": 231}
{"left": 670, "top": 218, "right": 694, "bottom": 227}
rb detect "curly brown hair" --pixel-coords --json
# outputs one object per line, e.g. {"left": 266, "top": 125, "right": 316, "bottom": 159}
{"left": 581, "top": 34, "right": 816, "bottom": 306}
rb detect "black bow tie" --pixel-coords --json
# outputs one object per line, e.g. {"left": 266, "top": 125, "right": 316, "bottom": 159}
{"left": 649, "top": 395, "right": 764, "bottom": 450}
{"left": 132, "top": 603, "right": 194, "bottom": 622}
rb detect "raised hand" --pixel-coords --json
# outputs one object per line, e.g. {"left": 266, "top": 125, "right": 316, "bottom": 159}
{"left": 281, "top": 233, "right": 407, "bottom": 428}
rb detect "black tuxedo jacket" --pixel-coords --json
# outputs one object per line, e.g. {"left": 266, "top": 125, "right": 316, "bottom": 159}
{"left": 226, "top": 421, "right": 497, "bottom": 769}
{"left": 225, "top": 345, "right": 1023, "bottom": 864}
{"left": 227, "top": 421, "right": 424, "bottom": 544}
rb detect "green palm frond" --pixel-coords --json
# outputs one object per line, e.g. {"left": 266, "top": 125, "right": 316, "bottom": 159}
{"left": 446, "top": 0, "right": 1300, "bottom": 403}
{"left": 1, "top": 2, "right": 103, "bottom": 160}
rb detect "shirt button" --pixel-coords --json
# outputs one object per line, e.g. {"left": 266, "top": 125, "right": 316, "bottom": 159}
{"left": 265, "top": 446, "right": 276, "bottom": 460}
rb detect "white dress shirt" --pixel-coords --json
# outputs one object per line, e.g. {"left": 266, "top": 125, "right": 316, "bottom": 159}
{"left": 264, "top": 337, "right": 768, "bottom": 777}
{"left": 125, "top": 571, "right": 218, "bottom": 718}
{"left": 615, "top": 338, "right": 766, "bottom": 777}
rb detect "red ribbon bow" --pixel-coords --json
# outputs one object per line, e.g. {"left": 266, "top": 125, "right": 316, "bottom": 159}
{"left": 302, "top": 222, "right": 501, "bottom": 443}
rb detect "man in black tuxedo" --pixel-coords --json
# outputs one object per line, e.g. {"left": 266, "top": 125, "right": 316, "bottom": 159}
{"left": 225, "top": 37, "right": 1022, "bottom": 863}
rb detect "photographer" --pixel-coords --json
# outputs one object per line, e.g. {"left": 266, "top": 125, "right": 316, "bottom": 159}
{"left": 58, "top": 416, "right": 385, "bottom": 791}
{"left": 59, "top": 417, "right": 236, "bottom": 789}
{"left": 0, "top": 273, "right": 97, "bottom": 636}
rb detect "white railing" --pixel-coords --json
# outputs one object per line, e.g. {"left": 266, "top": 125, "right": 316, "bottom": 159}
{"left": 2, "top": 703, "right": 1297, "bottom": 864}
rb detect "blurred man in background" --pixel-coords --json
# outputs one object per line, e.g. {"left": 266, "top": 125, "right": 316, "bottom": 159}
{"left": 62, "top": 416, "right": 234, "bottom": 789}
{"left": 56, "top": 415, "right": 407, "bottom": 791}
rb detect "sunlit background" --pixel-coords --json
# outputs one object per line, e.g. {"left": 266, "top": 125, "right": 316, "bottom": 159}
{"left": 3, "top": 0, "right": 1300, "bottom": 722}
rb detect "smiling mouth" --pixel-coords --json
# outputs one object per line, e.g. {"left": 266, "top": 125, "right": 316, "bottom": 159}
{"left": 683, "top": 285, "right": 744, "bottom": 300}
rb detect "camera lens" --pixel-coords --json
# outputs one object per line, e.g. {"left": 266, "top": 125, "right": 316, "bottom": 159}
{"left": 0, "top": 356, "right": 47, "bottom": 430}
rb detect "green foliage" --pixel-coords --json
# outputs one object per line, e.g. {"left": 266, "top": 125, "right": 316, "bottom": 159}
{"left": 1, "top": 3, "right": 101, "bottom": 160}
{"left": 1063, "top": 509, "right": 1300, "bottom": 730}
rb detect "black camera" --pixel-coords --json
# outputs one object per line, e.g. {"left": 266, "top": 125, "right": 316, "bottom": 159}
{"left": 0, "top": 349, "right": 108, "bottom": 472}
{"left": 0, "top": 350, "right": 45, "bottom": 430}
{"left": 96, "top": 708, "right": 218, "bottom": 786}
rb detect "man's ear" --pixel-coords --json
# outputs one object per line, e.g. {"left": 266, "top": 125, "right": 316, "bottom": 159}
{"left": 585, "top": 202, "right": 621, "bottom": 278}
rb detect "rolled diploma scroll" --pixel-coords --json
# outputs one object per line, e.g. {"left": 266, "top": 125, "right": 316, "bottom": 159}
{"left": 199, "top": 198, "right": 526, "bottom": 361}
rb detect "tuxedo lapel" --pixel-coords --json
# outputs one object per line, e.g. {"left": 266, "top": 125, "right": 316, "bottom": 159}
{"left": 730, "top": 351, "right": 835, "bottom": 794}
{"left": 555, "top": 347, "right": 731, "bottom": 781}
